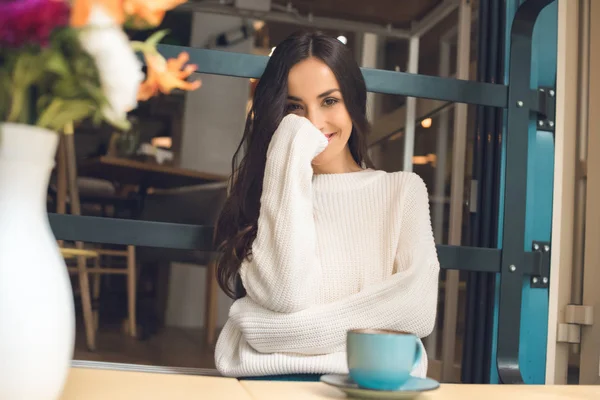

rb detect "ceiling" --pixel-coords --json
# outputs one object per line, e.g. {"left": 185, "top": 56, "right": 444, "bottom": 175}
{"left": 271, "top": 0, "right": 444, "bottom": 29}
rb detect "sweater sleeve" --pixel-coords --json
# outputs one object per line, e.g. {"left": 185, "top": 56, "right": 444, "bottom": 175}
{"left": 230, "top": 173, "right": 440, "bottom": 355}
{"left": 239, "top": 114, "right": 328, "bottom": 313}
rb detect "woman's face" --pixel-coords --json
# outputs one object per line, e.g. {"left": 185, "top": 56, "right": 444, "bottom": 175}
{"left": 286, "top": 57, "right": 354, "bottom": 169}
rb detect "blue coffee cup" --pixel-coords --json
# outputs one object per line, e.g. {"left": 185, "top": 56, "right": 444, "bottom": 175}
{"left": 347, "top": 329, "right": 422, "bottom": 391}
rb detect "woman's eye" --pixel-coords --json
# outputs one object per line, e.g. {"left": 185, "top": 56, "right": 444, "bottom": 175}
{"left": 286, "top": 103, "right": 302, "bottom": 112}
{"left": 323, "top": 98, "right": 339, "bottom": 107}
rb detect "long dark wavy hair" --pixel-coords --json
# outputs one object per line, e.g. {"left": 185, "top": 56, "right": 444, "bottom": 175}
{"left": 214, "top": 31, "right": 373, "bottom": 299}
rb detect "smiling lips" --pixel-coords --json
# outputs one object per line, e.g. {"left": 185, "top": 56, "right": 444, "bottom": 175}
{"left": 324, "top": 132, "right": 336, "bottom": 142}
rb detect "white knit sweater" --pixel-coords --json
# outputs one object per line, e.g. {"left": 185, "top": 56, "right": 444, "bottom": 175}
{"left": 215, "top": 115, "right": 440, "bottom": 378}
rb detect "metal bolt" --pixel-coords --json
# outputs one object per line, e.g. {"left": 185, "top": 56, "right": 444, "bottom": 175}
{"left": 544, "top": 245, "right": 550, "bottom": 252}
{"left": 533, "top": 243, "right": 540, "bottom": 250}
{"left": 549, "top": 121, "right": 554, "bottom": 128}
{"left": 538, "top": 120, "right": 544, "bottom": 127}
{"left": 509, "top": 265, "right": 516, "bottom": 272}
{"left": 532, "top": 277, "right": 539, "bottom": 284}
{"left": 549, "top": 90, "right": 555, "bottom": 97}
{"left": 517, "top": 101, "right": 524, "bottom": 107}
{"left": 543, "top": 277, "right": 548, "bottom": 284}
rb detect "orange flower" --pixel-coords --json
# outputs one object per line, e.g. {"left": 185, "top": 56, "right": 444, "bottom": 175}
{"left": 70, "top": 0, "right": 124, "bottom": 27}
{"left": 137, "top": 51, "right": 201, "bottom": 101}
{"left": 123, "top": 0, "right": 187, "bottom": 28}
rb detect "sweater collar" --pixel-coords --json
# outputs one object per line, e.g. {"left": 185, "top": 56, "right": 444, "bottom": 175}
{"left": 312, "top": 168, "right": 384, "bottom": 193}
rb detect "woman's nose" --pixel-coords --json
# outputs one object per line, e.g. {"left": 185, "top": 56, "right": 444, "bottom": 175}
{"left": 306, "top": 109, "right": 326, "bottom": 132}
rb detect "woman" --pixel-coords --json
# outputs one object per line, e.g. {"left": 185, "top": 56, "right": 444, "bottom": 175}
{"left": 214, "top": 31, "right": 440, "bottom": 380}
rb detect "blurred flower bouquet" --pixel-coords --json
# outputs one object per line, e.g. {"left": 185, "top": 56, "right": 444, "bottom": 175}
{"left": 0, "top": 2, "right": 201, "bottom": 399}
{"left": 0, "top": 0, "right": 201, "bottom": 132}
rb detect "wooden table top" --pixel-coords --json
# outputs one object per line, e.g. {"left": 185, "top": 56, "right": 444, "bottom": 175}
{"left": 240, "top": 380, "right": 600, "bottom": 400}
{"left": 60, "top": 368, "right": 253, "bottom": 400}
{"left": 78, "top": 156, "right": 228, "bottom": 189}
{"left": 59, "top": 368, "right": 600, "bottom": 400}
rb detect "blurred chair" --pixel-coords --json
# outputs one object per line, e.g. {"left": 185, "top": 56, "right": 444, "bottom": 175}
{"left": 137, "top": 181, "right": 228, "bottom": 345}
{"left": 54, "top": 133, "right": 137, "bottom": 351}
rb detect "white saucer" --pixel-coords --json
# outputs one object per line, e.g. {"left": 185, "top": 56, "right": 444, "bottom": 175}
{"left": 320, "top": 374, "right": 440, "bottom": 399}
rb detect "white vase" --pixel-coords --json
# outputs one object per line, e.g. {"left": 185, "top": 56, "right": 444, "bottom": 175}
{"left": 0, "top": 123, "right": 75, "bottom": 399}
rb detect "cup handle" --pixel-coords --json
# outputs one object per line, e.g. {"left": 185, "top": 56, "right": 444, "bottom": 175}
{"left": 412, "top": 339, "right": 423, "bottom": 371}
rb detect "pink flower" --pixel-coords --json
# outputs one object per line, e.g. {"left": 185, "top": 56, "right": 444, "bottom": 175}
{"left": 0, "top": 0, "right": 70, "bottom": 47}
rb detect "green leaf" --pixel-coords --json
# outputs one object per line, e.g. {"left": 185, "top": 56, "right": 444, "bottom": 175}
{"left": 7, "top": 88, "right": 26, "bottom": 122}
{"left": 80, "top": 81, "right": 108, "bottom": 106}
{"left": 36, "top": 94, "right": 53, "bottom": 113}
{"left": 52, "top": 77, "right": 85, "bottom": 98}
{"left": 7, "top": 53, "right": 36, "bottom": 121}
{"left": 36, "top": 98, "right": 65, "bottom": 128}
{"left": 37, "top": 98, "right": 96, "bottom": 131}
{"left": 13, "top": 51, "right": 44, "bottom": 88}
{"left": 102, "top": 110, "right": 131, "bottom": 132}
{"left": 0, "top": 69, "right": 11, "bottom": 120}
{"left": 91, "top": 109, "right": 104, "bottom": 126}
{"left": 45, "top": 52, "right": 71, "bottom": 77}
{"left": 50, "top": 105, "right": 95, "bottom": 132}
{"left": 146, "top": 30, "right": 170, "bottom": 48}
{"left": 132, "top": 29, "right": 170, "bottom": 54}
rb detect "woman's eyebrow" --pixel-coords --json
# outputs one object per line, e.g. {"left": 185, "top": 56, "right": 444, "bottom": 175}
{"left": 317, "top": 88, "right": 340, "bottom": 98}
{"left": 287, "top": 89, "right": 340, "bottom": 102}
